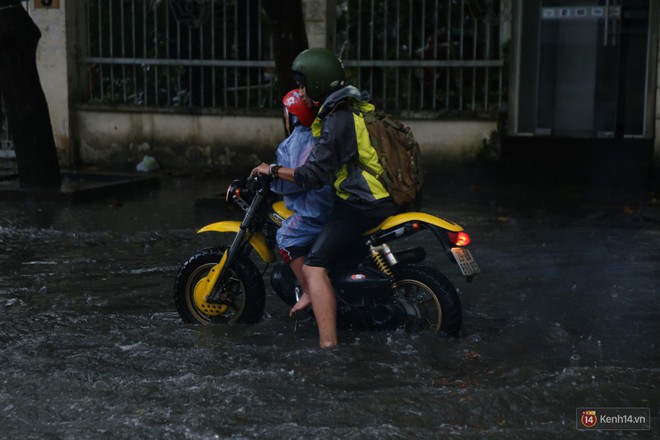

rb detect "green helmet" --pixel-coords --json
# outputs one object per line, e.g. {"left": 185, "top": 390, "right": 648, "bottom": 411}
{"left": 291, "top": 48, "right": 345, "bottom": 100}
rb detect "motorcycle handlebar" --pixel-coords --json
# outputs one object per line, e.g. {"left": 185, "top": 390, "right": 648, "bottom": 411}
{"left": 246, "top": 174, "right": 273, "bottom": 192}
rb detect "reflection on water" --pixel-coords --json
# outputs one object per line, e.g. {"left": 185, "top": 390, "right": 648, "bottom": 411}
{"left": 1, "top": 176, "right": 659, "bottom": 438}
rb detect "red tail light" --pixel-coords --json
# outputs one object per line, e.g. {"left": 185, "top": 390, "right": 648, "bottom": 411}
{"left": 448, "top": 231, "right": 470, "bottom": 246}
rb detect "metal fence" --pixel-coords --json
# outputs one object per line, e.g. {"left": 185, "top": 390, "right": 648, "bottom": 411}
{"left": 80, "top": 0, "right": 508, "bottom": 116}
{"left": 335, "top": 0, "right": 507, "bottom": 116}
{"left": 83, "top": 0, "right": 276, "bottom": 109}
{"left": 1, "top": 0, "right": 508, "bottom": 156}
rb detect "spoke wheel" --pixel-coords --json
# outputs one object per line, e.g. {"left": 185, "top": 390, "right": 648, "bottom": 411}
{"left": 393, "top": 264, "right": 462, "bottom": 336}
{"left": 174, "top": 247, "right": 265, "bottom": 325}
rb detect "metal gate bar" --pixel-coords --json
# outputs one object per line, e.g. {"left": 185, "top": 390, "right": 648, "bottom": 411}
{"left": 80, "top": 0, "right": 506, "bottom": 116}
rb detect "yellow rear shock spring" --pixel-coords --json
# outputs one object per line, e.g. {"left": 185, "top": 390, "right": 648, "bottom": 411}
{"left": 370, "top": 246, "right": 393, "bottom": 277}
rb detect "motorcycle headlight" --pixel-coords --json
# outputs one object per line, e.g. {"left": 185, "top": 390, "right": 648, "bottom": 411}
{"left": 225, "top": 179, "right": 251, "bottom": 211}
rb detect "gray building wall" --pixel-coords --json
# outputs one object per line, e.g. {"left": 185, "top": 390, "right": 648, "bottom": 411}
{"left": 30, "top": 1, "right": 660, "bottom": 172}
{"left": 28, "top": 1, "right": 499, "bottom": 172}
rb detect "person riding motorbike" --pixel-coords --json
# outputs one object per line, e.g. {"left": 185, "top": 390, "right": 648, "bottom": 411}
{"left": 271, "top": 89, "right": 334, "bottom": 317}
{"left": 251, "top": 48, "right": 400, "bottom": 348}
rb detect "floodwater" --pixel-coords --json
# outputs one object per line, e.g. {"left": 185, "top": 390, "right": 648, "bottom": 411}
{"left": 1, "top": 172, "right": 659, "bottom": 439}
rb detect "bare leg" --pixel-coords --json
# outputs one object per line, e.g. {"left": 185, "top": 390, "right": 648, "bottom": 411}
{"left": 302, "top": 265, "right": 337, "bottom": 348}
{"left": 289, "top": 257, "right": 311, "bottom": 316}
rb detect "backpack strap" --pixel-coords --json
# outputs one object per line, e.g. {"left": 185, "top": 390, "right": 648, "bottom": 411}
{"left": 355, "top": 111, "right": 395, "bottom": 190}
{"left": 318, "top": 99, "right": 359, "bottom": 120}
{"left": 319, "top": 100, "right": 393, "bottom": 192}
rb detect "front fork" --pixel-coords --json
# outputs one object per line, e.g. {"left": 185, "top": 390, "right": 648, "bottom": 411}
{"left": 204, "top": 190, "right": 265, "bottom": 304}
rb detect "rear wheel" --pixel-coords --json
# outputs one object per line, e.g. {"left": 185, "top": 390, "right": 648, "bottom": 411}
{"left": 393, "top": 264, "right": 462, "bottom": 336}
{"left": 174, "top": 246, "right": 265, "bottom": 324}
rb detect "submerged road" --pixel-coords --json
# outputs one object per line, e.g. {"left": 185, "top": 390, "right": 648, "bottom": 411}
{"left": 1, "top": 170, "right": 659, "bottom": 438}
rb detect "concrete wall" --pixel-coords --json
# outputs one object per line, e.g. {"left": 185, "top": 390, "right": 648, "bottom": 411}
{"left": 38, "top": 0, "right": 496, "bottom": 172}
{"left": 303, "top": 0, "right": 328, "bottom": 48}
{"left": 29, "top": 1, "right": 659, "bottom": 172}
{"left": 75, "top": 109, "right": 496, "bottom": 172}
{"left": 31, "top": 1, "right": 74, "bottom": 165}
{"left": 76, "top": 111, "right": 283, "bottom": 172}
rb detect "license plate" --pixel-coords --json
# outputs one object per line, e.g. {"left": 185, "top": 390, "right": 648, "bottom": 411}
{"left": 451, "top": 247, "right": 481, "bottom": 277}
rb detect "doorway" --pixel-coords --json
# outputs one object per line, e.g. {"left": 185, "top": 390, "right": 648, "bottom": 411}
{"left": 511, "top": 0, "right": 657, "bottom": 139}
{"left": 504, "top": 0, "right": 659, "bottom": 187}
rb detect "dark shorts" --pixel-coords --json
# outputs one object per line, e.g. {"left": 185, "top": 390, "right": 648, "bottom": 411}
{"left": 304, "top": 199, "right": 398, "bottom": 268}
{"left": 279, "top": 245, "right": 309, "bottom": 264}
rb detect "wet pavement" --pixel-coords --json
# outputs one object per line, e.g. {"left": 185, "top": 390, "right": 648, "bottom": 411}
{"left": 1, "top": 168, "right": 659, "bottom": 439}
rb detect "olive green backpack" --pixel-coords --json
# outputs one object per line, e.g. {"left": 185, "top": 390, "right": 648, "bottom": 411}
{"left": 360, "top": 110, "right": 424, "bottom": 207}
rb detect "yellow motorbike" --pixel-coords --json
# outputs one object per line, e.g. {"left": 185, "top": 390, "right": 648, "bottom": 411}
{"left": 174, "top": 175, "right": 480, "bottom": 336}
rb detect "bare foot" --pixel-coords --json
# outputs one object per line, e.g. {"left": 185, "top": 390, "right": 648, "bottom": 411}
{"left": 289, "top": 292, "right": 312, "bottom": 316}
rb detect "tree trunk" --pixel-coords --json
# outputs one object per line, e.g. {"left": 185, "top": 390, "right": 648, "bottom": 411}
{"left": 0, "top": 4, "right": 61, "bottom": 188}
{"left": 262, "top": 0, "right": 309, "bottom": 100}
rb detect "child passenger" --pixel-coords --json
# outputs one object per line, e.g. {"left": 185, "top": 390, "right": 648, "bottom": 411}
{"left": 270, "top": 89, "right": 334, "bottom": 317}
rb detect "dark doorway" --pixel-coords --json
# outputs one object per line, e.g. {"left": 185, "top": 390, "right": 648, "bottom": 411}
{"left": 504, "top": 0, "right": 658, "bottom": 187}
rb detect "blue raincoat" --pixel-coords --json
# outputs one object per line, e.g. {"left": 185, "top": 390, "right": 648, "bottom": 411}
{"left": 271, "top": 124, "right": 334, "bottom": 250}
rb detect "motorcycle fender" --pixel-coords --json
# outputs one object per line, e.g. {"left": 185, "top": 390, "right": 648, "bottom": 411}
{"left": 368, "top": 212, "right": 464, "bottom": 234}
{"left": 197, "top": 221, "right": 277, "bottom": 263}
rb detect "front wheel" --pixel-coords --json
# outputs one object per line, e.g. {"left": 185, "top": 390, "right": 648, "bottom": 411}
{"left": 174, "top": 246, "right": 266, "bottom": 324}
{"left": 393, "top": 264, "right": 462, "bottom": 336}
